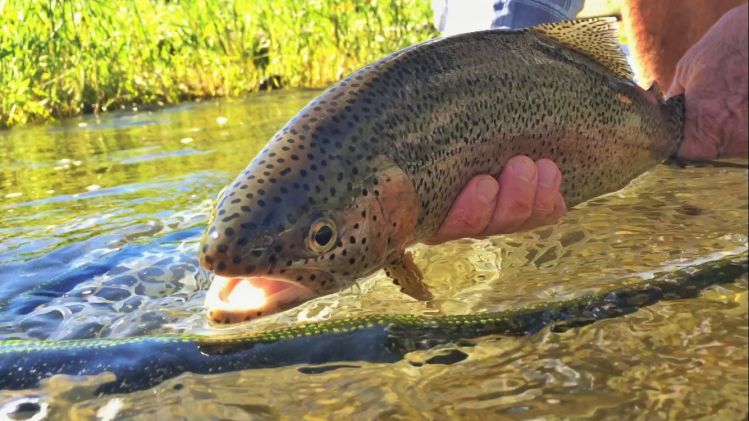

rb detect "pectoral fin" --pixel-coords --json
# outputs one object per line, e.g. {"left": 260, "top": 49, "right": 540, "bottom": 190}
{"left": 384, "top": 251, "right": 432, "bottom": 301}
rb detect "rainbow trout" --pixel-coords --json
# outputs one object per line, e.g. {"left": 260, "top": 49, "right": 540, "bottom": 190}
{"left": 199, "top": 18, "right": 685, "bottom": 323}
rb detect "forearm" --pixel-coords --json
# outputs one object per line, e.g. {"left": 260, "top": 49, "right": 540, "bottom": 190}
{"left": 621, "top": 0, "right": 746, "bottom": 88}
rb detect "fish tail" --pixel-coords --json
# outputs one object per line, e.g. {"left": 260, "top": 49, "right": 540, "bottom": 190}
{"left": 647, "top": 81, "right": 685, "bottom": 157}
{"left": 664, "top": 93, "right": 686, "bottom": 130}
{"left": 665, "top": 93, "right": 686, "bottom": 146}
{"left": 648, "top": 81, "right": 686, "bottom": 150}
{"left": 648, "top": 82, "right": 685, "bottom": 132}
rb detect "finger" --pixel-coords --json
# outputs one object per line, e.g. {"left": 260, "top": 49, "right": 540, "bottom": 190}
{"left": 425, "top": 175, "right": 499, "bottom": 244}
{"left": 518, "top": 191, "right": 567, "bottom": 232}
{"left": 678, "top": 96, "right": 722, "bottom": 160}
{"left": 554, "top": 192, "right": 567, "bottom": 217}
{"left": 666, "top": 51, "right": 689, "bottom": 99}
{"left": 516, "top": 159, "right": 562, "bottom": 231}
{"left": 666, "top": 63, "right": 686, "bottom": 99}
{"left": 665, "top": 79, "right": 685, "bottom": 99}
{"left": 482, "top": 155, "right": 537, "bottom": 235}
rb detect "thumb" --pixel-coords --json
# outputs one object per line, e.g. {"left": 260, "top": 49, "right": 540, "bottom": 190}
{"left": 666, "top": 77, "right": 685, "bottom": 99}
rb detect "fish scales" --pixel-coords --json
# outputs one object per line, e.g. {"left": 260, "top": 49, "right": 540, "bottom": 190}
{"left": 199, "top": 18, "right": 685, "bottom": 322}
{"left": 373, "top": 31, "right": 674, "bottom": 236}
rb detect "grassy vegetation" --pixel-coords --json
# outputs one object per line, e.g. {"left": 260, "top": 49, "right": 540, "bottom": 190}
{"left": 0, "top": 0, "right": 436, "bottom": 128}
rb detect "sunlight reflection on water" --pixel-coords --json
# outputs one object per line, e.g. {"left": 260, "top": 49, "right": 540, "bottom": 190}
{"left": 0, "top": 90, "right": 746, "bottom": 419}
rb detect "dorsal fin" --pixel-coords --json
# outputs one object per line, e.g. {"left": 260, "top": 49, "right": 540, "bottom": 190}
{"left": 533, "top": 17, "right": 633, "bottom": 80}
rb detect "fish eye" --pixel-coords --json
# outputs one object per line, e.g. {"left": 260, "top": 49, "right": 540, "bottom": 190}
{"left": 307, "top": 219, "right": 337, "bottom": 253}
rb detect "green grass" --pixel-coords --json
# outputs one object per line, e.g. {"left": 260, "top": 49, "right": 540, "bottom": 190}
{"left": 0, "top": 0, "right": 436, "bottom": 128}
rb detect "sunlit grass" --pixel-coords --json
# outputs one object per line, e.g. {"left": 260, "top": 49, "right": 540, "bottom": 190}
{"left": 0, "top": 0, "right": 436, "bottom": 128}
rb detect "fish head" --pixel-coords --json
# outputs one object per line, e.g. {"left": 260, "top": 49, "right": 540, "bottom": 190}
{"left": 199, "top": 134, "right": 419, "bottom": 323}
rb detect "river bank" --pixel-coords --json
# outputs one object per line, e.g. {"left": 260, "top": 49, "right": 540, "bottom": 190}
{"left": 0, "top": 0, "right": 435, "bottom": 128}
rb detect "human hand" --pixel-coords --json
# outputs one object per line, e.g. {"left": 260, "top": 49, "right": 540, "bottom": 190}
{"left": 667, "top": 4, "right": 748, "bottom": 160}
{"left": 426, "top": 155, "right": 566, "bottom": 244}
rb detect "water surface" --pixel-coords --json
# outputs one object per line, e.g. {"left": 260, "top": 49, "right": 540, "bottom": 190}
{"left": 0, "top": 90, "right": 746, "bottom": 419}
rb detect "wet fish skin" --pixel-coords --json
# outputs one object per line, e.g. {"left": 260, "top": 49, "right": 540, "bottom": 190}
{"left": 199, "top": 18, "right": 685, "bottom": 315}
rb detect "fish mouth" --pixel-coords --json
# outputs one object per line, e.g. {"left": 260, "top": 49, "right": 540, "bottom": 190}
{"left": 205, "top": 276, "right": 316, "bottom": 324}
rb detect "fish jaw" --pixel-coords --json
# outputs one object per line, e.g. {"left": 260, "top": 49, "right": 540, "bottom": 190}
{"left": 199, "top": 156, "right": 424, "bottom": 323}
{"left": 205, "top": 276, "right": 318, "bottom": 323}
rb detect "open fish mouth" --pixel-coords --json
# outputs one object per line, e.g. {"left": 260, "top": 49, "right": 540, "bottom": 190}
{"left": 205, "top": 276, "right": 316, "bottom": 324}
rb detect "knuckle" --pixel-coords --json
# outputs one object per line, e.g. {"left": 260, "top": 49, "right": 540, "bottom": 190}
{"left": 532, "top": 203, "right": 554, "bottom": 216}
{"left": 453, "top": 209, "right": 487, "bottom": 235}
{"left": 506, "top": 198, "right": 533, "bottom": 221}
{"left": 461, "top": 217, "right": 487, "bottom": 234}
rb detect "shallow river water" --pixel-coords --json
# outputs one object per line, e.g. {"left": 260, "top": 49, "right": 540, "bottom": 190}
{"left": 0, "top": 90, "right": 746, "bottom": 420}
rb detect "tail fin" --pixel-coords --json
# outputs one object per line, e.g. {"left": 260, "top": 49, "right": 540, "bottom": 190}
{"left": 648, "top": 82, "right": 685, "bottom": 157}
{"left": 665, "top": 93, "right": 686, "bottom": 146}
{"left": 648, "top": 82, "right": 685, "bottom": 126}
